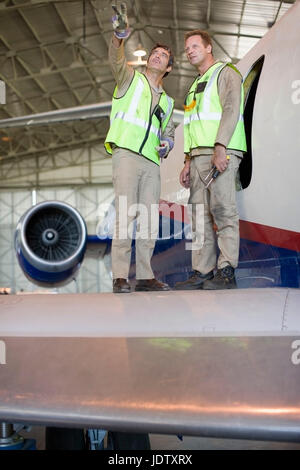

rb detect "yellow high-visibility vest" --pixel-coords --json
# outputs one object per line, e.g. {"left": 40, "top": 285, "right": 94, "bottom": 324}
{"left": 184, "top": 62, "right": 247, "bottom": 153}
{"left": 105, "top": 71, "right": 174, "bottom": 165}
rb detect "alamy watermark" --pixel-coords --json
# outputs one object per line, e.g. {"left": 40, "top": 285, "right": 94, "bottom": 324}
{"left": 291, "top": 339, "right": 300, "bottom": 365}
{"left": 291, "top": 80, "right": 300, "bottom": 105}
{"left": 96, "top": 198, "right": 204, "bottom": 251}
{"left": 0, "top": 340, "right": 6, "bottom": 365}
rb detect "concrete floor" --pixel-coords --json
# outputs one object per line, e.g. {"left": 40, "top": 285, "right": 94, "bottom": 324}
{"left": 18, "top": 426, "right": 300, "bottom": 450}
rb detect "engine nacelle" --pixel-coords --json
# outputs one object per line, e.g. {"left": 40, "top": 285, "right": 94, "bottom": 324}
{"left": 15, "top": 201, "right": 87, "bottom": 287}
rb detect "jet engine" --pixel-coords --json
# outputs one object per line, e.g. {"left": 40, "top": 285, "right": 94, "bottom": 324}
{"left": 15, "top": 201, "right": 87, "bottom": 287}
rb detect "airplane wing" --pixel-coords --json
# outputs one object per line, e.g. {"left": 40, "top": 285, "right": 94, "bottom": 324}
{"left": 1, "top": 288, "right": 300, "bottom": 442}
{"left": 0, "top": 103, "right": 184, "bottom": 128}
{"left": 1, "top": 0, "right": 300, "bottom": 445}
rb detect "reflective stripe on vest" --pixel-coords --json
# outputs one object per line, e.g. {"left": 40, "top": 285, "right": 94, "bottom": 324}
{"left": 105, "top": 72, "right": 174, "bottom": 165}
{"left": 184, "top": 111, "right": 244, "bottom": 125}
{"left": 111, "top": 111, "right": 160, "bottom": 138}
{"left": 163, "top": 95, "right": 174, "bottom": 126}
{"left": 184, "top": 62, "right": 247, "bottom": 153}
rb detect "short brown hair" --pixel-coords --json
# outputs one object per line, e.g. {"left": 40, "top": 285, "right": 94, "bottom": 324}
{"left": 148, "top": 43, "right": 174, "bottom": 77}
{"left": 184, "top": 30, "right": 213, "bottom": 53}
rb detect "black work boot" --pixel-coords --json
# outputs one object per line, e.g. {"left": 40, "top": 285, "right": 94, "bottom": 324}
{"left": 113, "top": 278, "right": 131, "bottom": 293}
{"left": 173, "top": 270, "right": 214, "bottom": 290}
{"left": 135, "top": 279, "right": 170, "bottom": 292}
{"left": 202, "top": 266, "right": 236, "bottom": 290}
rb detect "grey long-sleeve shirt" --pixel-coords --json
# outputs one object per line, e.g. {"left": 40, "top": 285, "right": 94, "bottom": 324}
{"left": 108, "top": 38, "right": 175, "bottom": 143}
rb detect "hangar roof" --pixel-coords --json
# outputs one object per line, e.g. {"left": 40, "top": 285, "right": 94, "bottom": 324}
{"left": 0, "top": 0, "right": 296, "bottom": 177}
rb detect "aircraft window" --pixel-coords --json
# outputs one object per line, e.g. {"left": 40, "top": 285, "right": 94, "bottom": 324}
{"left": 239, "top": 55, "right": 265, "bottom": 189}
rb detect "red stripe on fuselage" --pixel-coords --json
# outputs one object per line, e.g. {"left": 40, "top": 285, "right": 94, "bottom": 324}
{"left": 239, "top": 220, "right": 300, "bottom": 252}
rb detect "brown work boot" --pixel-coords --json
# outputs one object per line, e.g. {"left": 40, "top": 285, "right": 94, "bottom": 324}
{"left": 113, "top": 278, "right": 131, "bottom": 293}
{"left": 202, "top": 266, "right": 236, "bottom": 290}
{"left": 174, "top": 270, "right": 214, "bottom": 290}
{"left": 135, "top": 278, "right": 170, "bottom": 292}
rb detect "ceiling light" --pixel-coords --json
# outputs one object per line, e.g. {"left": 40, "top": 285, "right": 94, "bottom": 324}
{"left": 133, "top": 44, "right": 147, "bottom": 57}
{"left": 127, "top": 56, "right": 147, "bottom": 66}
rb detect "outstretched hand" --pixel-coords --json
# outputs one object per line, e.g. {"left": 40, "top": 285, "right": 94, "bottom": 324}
{"left": 112, "top": 2, "right": 130, "bottom": 39}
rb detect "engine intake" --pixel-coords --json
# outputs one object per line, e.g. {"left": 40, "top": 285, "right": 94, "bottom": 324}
{"left": 15, "top": 201, "right": 87, "bottom": 287}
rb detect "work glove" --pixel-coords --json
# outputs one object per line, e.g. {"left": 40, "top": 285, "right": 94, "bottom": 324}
{"left": 111, "top": 2, "right": 130, "bottom": 39}
{"left": 155, "top": 138, "right": 174, "bottom": 159}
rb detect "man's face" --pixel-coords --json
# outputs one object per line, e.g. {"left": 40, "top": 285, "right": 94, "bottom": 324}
{"left": 185, "top": 35, "right": 212, "bottom": 67}
{"left": 147, "top": 47, "right": 171, "bottom": 75}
